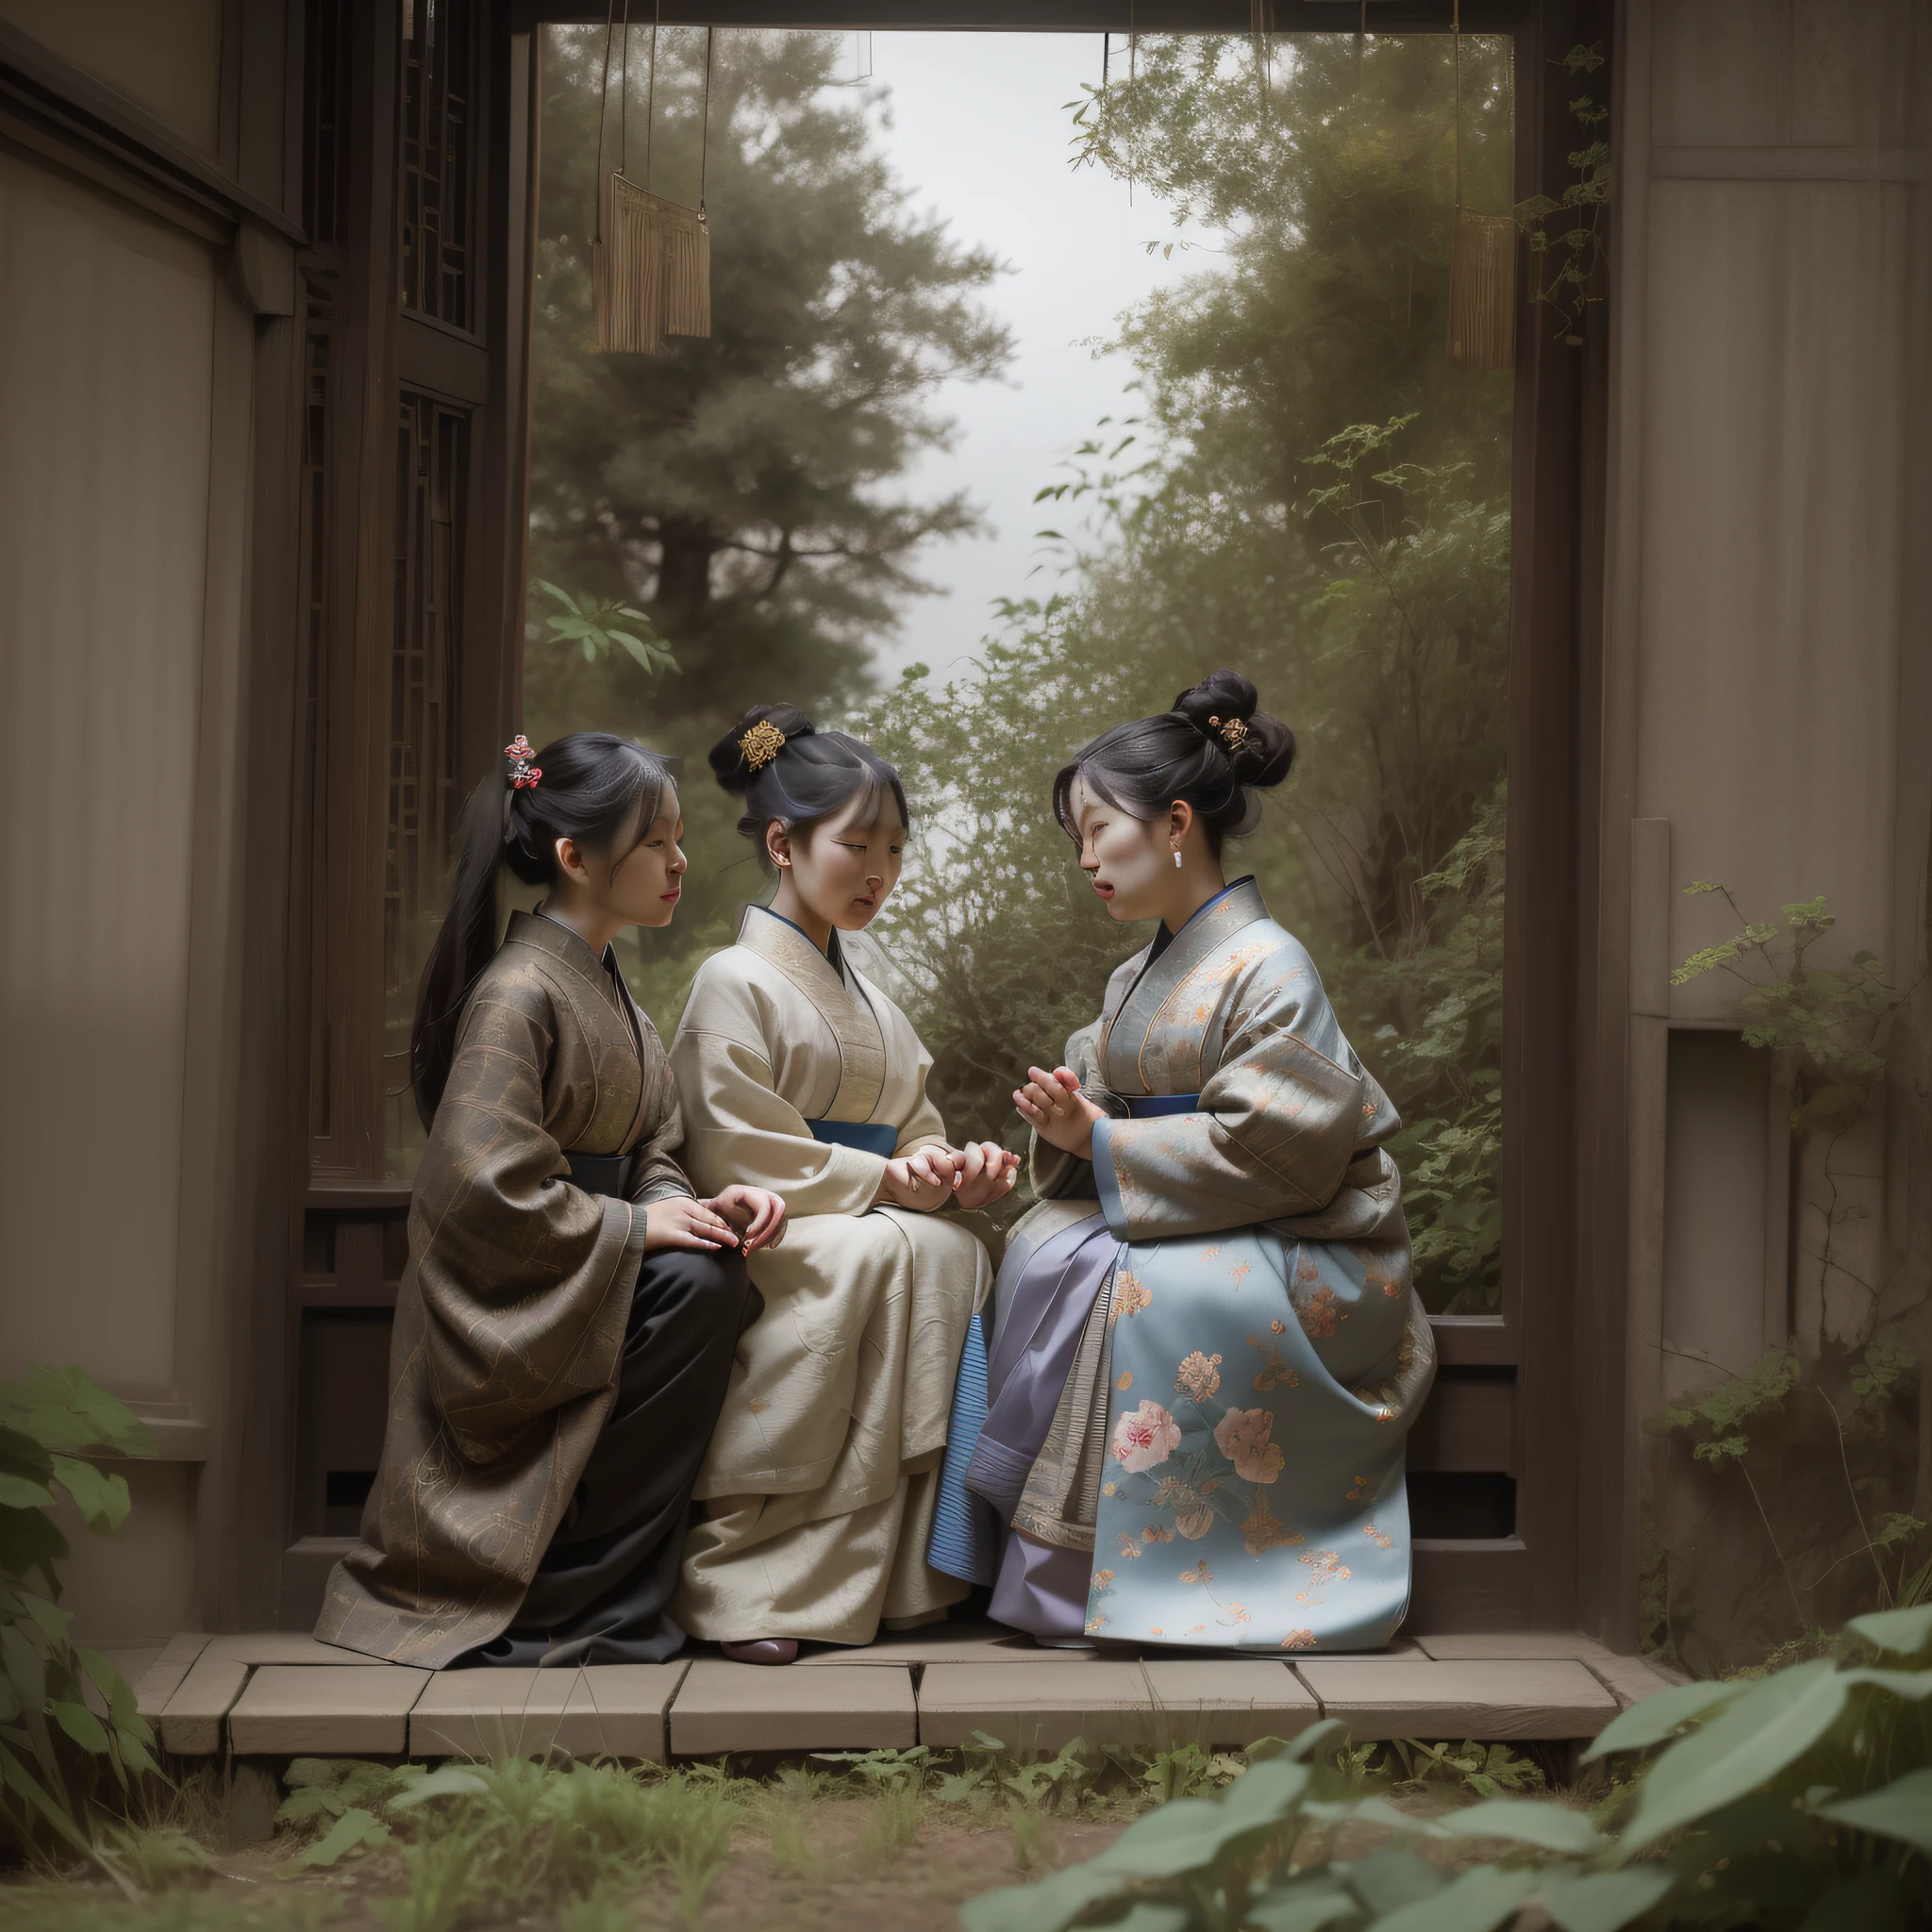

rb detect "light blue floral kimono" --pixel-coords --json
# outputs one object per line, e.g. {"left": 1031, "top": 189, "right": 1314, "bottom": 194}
{"left": 948, "top": 877, "right": 1436, "bottom": 1652}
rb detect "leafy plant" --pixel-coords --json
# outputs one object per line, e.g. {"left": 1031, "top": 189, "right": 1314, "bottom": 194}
{"left": 0, "top": 1365, "right": 159, "bottom": 1865}
{"left": 1137, "top": 1741, "right": 1246, "bottom": 1805}
{"left": 1673, "top": 886, "right": 1898, "bottom": 1140}
{"left": 1512, "top": 43, "right": 1611, "bottom": 343}
{"left": 1386, "top": 1736, "right": 1543, "bottom": 1800}
{"left": 1354, "top": 786, "right": 1506, "bottom": 1312}
{"left": 529, "top": 579, "right": 678, "bottom": 678}
{"left": 962, "top": 1606, "right": 1932, "bottom": 1931}
{"left": 809, "top": 1743, "right": 933, "bottom": 1790}
{"left": 1659, "top": 889, "right": 1927, "bottom": 1657}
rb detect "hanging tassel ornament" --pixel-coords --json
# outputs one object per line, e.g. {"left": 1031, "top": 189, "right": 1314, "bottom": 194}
{"left": 591, "top": 3, "right": 713, "bottom": 355}
{"left": 1445, "top": 0, "right": 1516, "bottom": 371}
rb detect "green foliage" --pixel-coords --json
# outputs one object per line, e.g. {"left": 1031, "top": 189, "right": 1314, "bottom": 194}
{"left": 857, "top": 422, "right": 1512, "bottom": 1299}
{"left": 963, "top": 1616, "right": 1932, "bottom": 1931}
{"left": 1138, "top": 1742, "right": 1247, "bottom": 1805}
{"left": 1661, "top": 1343, "right": 1802, "bottom": 1467}
{"left": 1354, "top": 788, "right": 1505, "bottom": 1311}
{"left": 857, "top": 1780, "right": 922, "bottom": 1865}
{"left": 0, "top": 1366, "right": 158, "bottom": 1865}
{"left": 1512, "top": 44, "right": 1611, "bottom": 344}
{"left": 1385, "top": 1738, "right": 1542, "bottom": 1801}
{"left": 529, "top": 579, "right": 677, "bottom": 678}
{"left": 528, "top": 25, "right": 1012, "bottom": 1024}
{"left": 275, "top": 1755, "right": 750, "bottom": 1920}
{"left": 1657, "top": 1335, "right": 1932, "bottom": 1641}
{"left": 526, "top": 31, "right": 1516, "bottom": 1305}
{"left": 1672, "top": 887, "right": 1899, "bottom": 1139}
{"left": 94, "top": 1823, "right": 211, "bottom": 1894}
{"left": 0, "top": 1890, "right": 331, "bottom": 1932}
{"left": 855, "top": 39, "right": 1517, "bottom": 1287}
{"left": 809, "top": 1743, "right": 933, "bottom": 1790}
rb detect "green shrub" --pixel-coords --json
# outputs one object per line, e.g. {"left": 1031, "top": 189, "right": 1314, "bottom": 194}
{"left": 1, "top": 1365, "right": 159, "bottom": 1865}
{"left": 962, "top": 1605, "right": 1932, "bottom": 1931}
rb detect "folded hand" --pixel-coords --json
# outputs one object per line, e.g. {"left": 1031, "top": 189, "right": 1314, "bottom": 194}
{"left": 1012, "top": 1065, "right": 1107, "bottom": 1162}
{"left": 949, "top": 1139, "right": 1021, "bottom": 1209}
{"left": 704, "top": 1185, "right": 787, "bottom": 1254}
{"left": 876, "top": 1144, "right": 955, "bottom": 1212}
{"left": 641, "top": 1195, "right": 741, "bottom": 1254}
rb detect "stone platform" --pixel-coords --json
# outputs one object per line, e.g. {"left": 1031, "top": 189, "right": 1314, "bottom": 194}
{"left": 128, "top": 1624, "right": 1674, "bottom": 1762}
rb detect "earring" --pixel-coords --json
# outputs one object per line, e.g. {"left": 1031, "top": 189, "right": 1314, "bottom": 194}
{"left": 1173, "top": 850, "right": 1183, "bottom": 869}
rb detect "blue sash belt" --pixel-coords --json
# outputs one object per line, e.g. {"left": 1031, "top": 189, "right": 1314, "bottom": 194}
{"left": 1125, "top": 1092, "right": 1202, "bottom": 1118}
{"left": 805, "top": 1118, "right": 899, "bottom": 1157}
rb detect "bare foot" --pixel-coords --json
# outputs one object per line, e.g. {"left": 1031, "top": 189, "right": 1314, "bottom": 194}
{"left": 721, "top": 1639, "right": 798, "bottom": 1665}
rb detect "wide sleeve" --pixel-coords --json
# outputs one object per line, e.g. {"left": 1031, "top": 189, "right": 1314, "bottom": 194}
{"left": 626, "top": 1016, "right": 698, "bottom": 1208}
{"left": 876, "top": 993, "right": 951, "bottom": 1161}
{"left": 1090, "top": 960, "right": 1373, "bottom": 1243}
{"left": 670, "top": 967, "right": 889, "bottom": 1218}
{"left": 412, "top": 977, "right": 641, "bottom": 1457}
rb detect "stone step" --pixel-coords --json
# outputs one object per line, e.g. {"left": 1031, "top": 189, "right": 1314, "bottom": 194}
{"left": 147, "top": 1627, "right": 1649, "bottom": 1758}
{"left": 409, "top": 1663, "right": 688, "bottom": 1761}
{"left": 672, "top": 1659, "right": 918, "bottom": 1755}
{"left": 1293, "top": 1657, "right": 1620, "bottom": 1740}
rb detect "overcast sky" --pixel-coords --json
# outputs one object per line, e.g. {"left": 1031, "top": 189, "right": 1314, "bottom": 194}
{"left": 852, "top": 33, "right": 1199, "bottom": 676}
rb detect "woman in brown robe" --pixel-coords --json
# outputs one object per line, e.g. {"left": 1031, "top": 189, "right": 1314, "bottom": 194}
{"left": 316, "top": 733, "right": 785, "bottom": 1669}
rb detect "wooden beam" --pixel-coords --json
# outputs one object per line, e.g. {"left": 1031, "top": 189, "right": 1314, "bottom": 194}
{"left": 0, "top": 18, "right": 305, "bottom": 243}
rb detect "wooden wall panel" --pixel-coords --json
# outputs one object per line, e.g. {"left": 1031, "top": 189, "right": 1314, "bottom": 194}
{"left": 0, "top": 154, "right": 217, "bottom": 1397}
{"left": 0, "top": 0, "right": 225, "bottom": 153}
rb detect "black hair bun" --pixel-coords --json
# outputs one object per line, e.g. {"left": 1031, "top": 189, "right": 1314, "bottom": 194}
{"left": 1173, "top": 670, "right": 1295, "bottom": 789}
{"left": 708, "top": 702, "right": 816, "bottom": 796}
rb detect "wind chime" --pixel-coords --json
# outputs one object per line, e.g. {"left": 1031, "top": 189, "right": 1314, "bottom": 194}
{"left": 591, "top": 2, "right": 714, "bottom": 356}
{"left": 1445, "top": 0, "right": 1516, "bottom": 370}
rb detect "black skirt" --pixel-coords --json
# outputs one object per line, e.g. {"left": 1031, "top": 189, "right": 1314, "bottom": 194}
{"left": 454, "top": 1244, "right": 758, "bottom": 1668}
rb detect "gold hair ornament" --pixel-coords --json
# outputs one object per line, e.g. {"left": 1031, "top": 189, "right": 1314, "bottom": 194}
{"left": 739, "top": 720, "right": 787, "bottom": 772}
{"left": 1207, "top": 714, "right": 1250, "bottom": 752}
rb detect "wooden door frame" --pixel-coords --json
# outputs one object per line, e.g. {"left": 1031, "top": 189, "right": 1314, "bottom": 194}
{"left": 500, "top": 0, "right": 1619, "bottom": 1639}
{"left": 275, "top": 0, "right": 541, "bottom": 1599}
{"left": 272, "top": 0, "right": 1620, "bottom": 1637}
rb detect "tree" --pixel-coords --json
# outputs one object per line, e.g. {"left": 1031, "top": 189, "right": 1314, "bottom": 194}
{"left": 857, "top": 33, "right": 1516, "bottom": 1302}
{"left": 530, "top": 27, "right": 1011, "bottom": 719}
{"left": 525, "top": 26, "right": 1012, "bottom": 1008}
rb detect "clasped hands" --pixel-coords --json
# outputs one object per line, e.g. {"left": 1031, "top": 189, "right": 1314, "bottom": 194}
{"left": 1012, "top": 1065, "right": 1108, "bottom": 1163}
{"left": 644, "top": 1185, "right": 787, "bottom": 1256}
{"left": 874, "top": 1140, "right": 1020, "bottom": 1213}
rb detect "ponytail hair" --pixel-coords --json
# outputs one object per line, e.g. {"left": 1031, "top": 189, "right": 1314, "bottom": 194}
{"left": 1052, "top": 669, "right": 1296, "bottom": 856}
{"left": 410, "top": 731, "right": 675, "bottom": 1125}
{"left": 708, "top": 702, "right": 908, "bottom": 874}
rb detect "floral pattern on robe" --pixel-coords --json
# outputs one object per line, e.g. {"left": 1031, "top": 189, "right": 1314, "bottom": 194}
{"left": 1023, "top": 877, "right": 1435, "bottom": 1650}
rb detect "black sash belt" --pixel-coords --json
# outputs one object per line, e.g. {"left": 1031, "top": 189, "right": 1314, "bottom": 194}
{"left": 563, "top": 1151, "right": 634, "bottom": 1199}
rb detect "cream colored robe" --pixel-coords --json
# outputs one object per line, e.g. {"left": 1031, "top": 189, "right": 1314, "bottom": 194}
{"left": 668, "top": 906, "right": 989, "bottom": 1643}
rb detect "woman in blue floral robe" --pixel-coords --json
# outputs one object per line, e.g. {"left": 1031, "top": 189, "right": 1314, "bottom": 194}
{"left": 947, "top": 671, "right": 1436, "bottom": 1651}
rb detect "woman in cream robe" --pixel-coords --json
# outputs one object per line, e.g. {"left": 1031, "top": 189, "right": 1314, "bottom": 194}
{"left": 669, "top": 904, "right": 991, "bottom": 1644}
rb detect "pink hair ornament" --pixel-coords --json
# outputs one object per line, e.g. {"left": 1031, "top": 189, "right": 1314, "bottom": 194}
{"left": 505, "top": 735, "right": 542, "bottom": 790}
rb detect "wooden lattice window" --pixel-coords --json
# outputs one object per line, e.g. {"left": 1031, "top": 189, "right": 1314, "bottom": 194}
{"left": 400, "top": 0, "right": 477, "bottom": 329}
{"left": 384, "top": 391, "right": 470, "bottom": 1178}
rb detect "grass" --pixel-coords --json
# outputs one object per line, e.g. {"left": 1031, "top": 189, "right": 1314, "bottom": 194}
{"left": 0, "top": 1730, "right": 1582, "bottom": 1929}
{"left": 856, "top": 1782, "right": 922, "bottom": 1866}
{"left": 1007, "top": 1807, "right": 1046, "bottom": 1873}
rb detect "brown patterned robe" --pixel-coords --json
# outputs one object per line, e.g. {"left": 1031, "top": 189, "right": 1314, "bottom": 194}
{"left": 316, "top": 911, "right": 693, "bottom": 1667}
